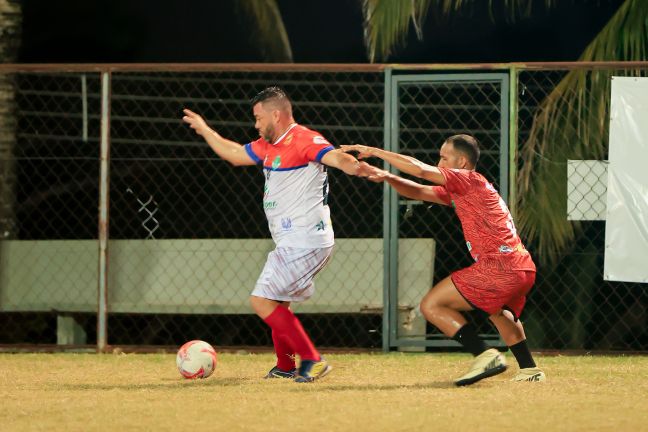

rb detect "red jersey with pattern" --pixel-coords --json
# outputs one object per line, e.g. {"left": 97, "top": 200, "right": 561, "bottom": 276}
{"left": 432, "top": 168, "right": 535, "bottom": 271}
{"left": 244, "top": 124, "right": 335, "bottom": 248}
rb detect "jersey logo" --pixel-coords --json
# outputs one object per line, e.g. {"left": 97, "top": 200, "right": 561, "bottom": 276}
{"left": 313, "top": 136, "right": 329, "bottom": 145}
{"left": 284, "top": 135, "right": 293, "bottom": 146}
{"left": 271, "top": 155, "right": 282, "bottom": 169}
{"left": 281, "top": 217, "right": 292, "bottom": 231}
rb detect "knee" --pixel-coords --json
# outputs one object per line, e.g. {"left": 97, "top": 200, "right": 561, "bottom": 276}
{"left": 419, "top": 297, "right": 442, "bottom": 322}
{"left": 249, "top": 296, "right": 263, "bottom": 315}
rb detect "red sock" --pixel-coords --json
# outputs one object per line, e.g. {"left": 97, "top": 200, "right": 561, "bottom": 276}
{"left": 272, "top": 329, "right": 296, "bottom": 371}
{"left": 264, "top": 306, "right": 320, "bottom": 362}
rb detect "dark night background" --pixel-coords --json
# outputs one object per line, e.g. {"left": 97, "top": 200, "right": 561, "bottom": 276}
{"left": 18, "top": 0, "right": 624, "bottom": 63}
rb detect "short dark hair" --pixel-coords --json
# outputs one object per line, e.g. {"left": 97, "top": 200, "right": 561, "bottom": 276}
{"left": 250, "top": 86, "right": 290, "bottom": 107}
{"left": 446, "top": 134, "right": 480, "bottom": 167}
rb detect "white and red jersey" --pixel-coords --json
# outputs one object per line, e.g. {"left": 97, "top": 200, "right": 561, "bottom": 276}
{"left": 244, "top": 124, "right": 335, "bottom": 248}
{"left": 432, "top": 167, "right": 535, "bottom": 271}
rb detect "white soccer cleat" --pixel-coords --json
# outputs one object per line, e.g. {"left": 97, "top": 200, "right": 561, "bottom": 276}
{"left": 511, "top": 367, "right": 546, "bottom": 382}
{"left": 454, "top": 348, "right": 507, "bottom": 386}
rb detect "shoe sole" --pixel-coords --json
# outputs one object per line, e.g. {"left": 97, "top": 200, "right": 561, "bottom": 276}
{"left": 454, "top": 364, "right": 508, "bottom": 387}
{"left": 513, "top": 373, "right": 546, "bottom": 382}
{"left": 265, "top": 373, "right": 295, "bottom": 379}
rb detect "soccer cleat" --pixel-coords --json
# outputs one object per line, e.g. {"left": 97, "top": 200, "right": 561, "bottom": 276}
{"left": 454, "top": 348, "right": 508, "bottom": 387}
{"left": 294, "top": 358, "right": 332, "bottom": 383}
{"left": 511, "top": 367, "right": 546, "bottom": 382}
{"left": 264, "top": 366, "right": 297, "bottom": 379}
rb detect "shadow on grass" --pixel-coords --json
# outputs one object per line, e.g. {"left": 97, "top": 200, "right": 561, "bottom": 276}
{"left": 289, "top": 381, "right": 458, "bottom": 391}
{"left": 56, "top": 377, "right": 250, "bottom": 391}
{"left": 56, "top": 379, "right": 472, "bottom": 391}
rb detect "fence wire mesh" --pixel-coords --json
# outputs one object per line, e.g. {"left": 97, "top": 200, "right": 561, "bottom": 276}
{"left": 392, "top": 73, "right": 508, "bottom": 348}
{"left": 0, "top": 72, "right": 101, "bottom": 345}
{"left": 0, "top": 69, "right": 386, "bottom": 349}
{"left": 0, "top": 64, "right": 647, "bottom": 352}
{"left": 517, "top": 67, "right": 648, "bottom": 350}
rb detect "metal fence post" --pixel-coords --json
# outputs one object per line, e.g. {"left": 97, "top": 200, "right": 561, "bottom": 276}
{"left": 382, "top": 67, "right": 393, "bottom": 352}
{"left": 97, "top": 71, "right": 111, "bottom": 352}
{"left": 508, "top": 65, "right": 519, "bottom": 214}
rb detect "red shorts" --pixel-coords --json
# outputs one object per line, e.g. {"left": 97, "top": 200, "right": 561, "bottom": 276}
{"left": 451, "top": 260, "right": 536, "bottom": 319}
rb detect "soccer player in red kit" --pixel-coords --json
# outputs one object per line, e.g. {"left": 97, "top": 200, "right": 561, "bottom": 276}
{"left": 342, "top": 135, "right": 546, "bottom": 386}
{"left": 182, "top": 87, "right": 363, "bottom": 382}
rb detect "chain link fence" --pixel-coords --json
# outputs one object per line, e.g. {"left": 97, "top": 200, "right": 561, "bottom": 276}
{"left": 0, "top": 63, "right": 646, "bottom": 352}
{"left": 517, "top": 66, "right": 648, "bottom": 350}
{"left": 0, "top": 67, "right": 386, "bottom": 349}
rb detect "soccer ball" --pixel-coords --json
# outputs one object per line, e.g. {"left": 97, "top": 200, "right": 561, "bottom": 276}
{"left": 176, "top": 340, "right": 218, "bottom": 379}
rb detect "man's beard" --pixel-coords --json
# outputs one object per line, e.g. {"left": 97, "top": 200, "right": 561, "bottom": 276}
{"left": 262, "top": 126, "right": 275, "bottom": 143}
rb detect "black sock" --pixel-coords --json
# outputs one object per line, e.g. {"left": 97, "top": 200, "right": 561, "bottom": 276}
{"left": 509, "top": 340, "right": 536, "bottom": 369}
{"left": 452, "top": 323, "right": 487, "bottom": 356}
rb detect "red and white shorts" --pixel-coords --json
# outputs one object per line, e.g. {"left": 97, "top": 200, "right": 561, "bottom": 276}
{"left": 451, "top": 260, "right": 536, "bottom": 319}
{"left": 251, "top": 246, "right": 334, "bottom": 302}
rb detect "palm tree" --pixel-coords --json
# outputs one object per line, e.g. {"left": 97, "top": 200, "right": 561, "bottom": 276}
{"left": 515, "top": 0, "right": 647, "bottom": 264}
{"left": 238, "top": 1, "right": 293, "bottom": 62}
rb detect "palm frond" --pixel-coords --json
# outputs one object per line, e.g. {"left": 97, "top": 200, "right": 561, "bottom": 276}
{"left": 238, "top": 0, "right": 293, "bottom": 62}
{"left": 517, "top": 0, "right": 648, "bottom": 265}
{"left": 362, "top": 0, "right": 432, "bottom": 62}
{"left": 362, "top": 0, "right": 558, "bottom": 62}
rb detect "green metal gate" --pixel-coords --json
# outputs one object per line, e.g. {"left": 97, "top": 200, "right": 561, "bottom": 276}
{"left": 383, "top": 70, "right": 510, "bottom": 350}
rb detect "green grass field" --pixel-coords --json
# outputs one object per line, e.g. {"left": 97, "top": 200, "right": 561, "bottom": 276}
{"left": 1, "top": 352, "right": 647, "bottom": 431}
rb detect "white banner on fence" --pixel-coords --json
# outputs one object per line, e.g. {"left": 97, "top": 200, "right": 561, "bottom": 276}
{"left": 604, "top": 77, "right": 648, "bottom": 283}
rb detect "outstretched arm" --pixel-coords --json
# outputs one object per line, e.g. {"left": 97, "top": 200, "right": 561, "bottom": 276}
{"left": 360, "top": 163, "right": 450, "bottom": 206}
{"left": 320, "top": 149, "right": 362, "bottom": 176}
{"left": 182, "top": 109, "right": 256, "bottom": 166}
{"left": 340, "top": 144, "right": 445, "bottom": 185}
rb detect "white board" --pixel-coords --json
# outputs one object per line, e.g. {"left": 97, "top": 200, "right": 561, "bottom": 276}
{"left": 604, "top": 77, "right": 648, "bottom": 283}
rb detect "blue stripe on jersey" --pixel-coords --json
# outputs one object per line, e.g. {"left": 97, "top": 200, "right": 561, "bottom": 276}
{"left": 315, "top": 146, "right": 335, "bottom": 162}
{"left": 263, "top": 164, "right": 309, "bottom": 172}
{"left": 244, "top": 143, "right": 262, "bottom": 164}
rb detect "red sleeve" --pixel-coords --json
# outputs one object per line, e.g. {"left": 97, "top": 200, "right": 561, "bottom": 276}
{"left": 430, "top": 186, "right": 452, "bottom": 205}
{"left": 299, "top": 131, "right": 335, "bottom": 162}
{"left": 437, "top": 167, "right": 474, "bottom": 195}
{"left": 244, "top": 138, "right": 266, "bottom": 164}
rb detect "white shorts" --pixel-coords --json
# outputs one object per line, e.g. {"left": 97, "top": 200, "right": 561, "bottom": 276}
{"left": 251, "top": 246, "right": 334, "bottom": 302}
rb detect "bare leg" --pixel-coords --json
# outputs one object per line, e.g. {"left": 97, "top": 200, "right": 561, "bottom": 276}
{"left": 422, "top": 278, "right": 507, "bottom": 386}
{"left": 490, "top": 309, "right": 541, "bottom": 374}
{"left": 419, "top": 276, "right": 473, "bottom": 336}
{"left": 250, "top": 295, "right": 282, "bottom": 319}
{"left": 489, "top": 309, "right": 526, "bottom": 346}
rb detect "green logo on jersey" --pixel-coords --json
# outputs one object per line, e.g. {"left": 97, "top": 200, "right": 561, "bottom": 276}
{"left": 272, "top": 156, "right": 282, "bottom": 169}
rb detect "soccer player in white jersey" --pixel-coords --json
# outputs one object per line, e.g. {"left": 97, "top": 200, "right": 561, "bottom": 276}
{"left": 182, "top": 86, "right": 364, "bottom": 382}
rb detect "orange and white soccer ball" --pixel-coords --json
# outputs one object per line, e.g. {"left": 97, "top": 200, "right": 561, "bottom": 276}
{"left": 176, "top": 340, "right": 218, "bottom": 379}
